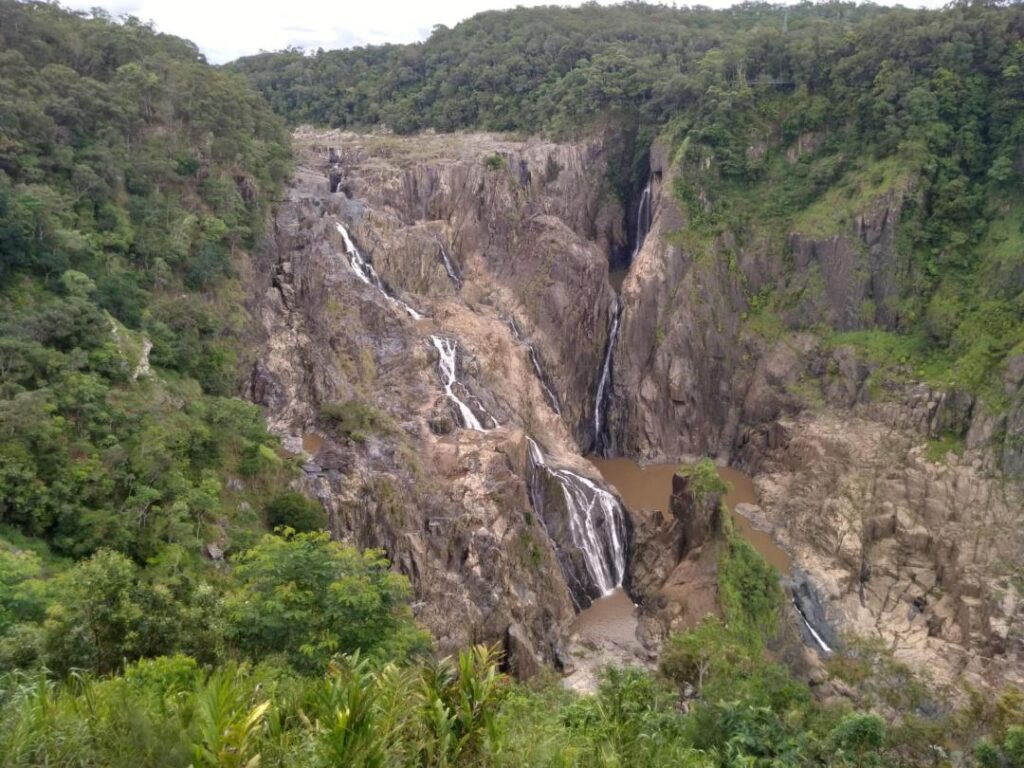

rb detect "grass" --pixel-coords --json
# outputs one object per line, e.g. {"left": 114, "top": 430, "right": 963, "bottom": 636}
{"left": 827, "top": 329, "right": 954, "bottom": 390}
{"left": 926, "top": 433, "right": 966, "bottom": 463}
{"left": 319, "top": 399, "right": 388, "bottom": 443}
{"left": 791, "top": 154, "right": 914, "bottom": 239}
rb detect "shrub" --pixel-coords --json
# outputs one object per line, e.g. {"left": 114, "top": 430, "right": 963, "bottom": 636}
{"left": 718, "top": 535, "right": 784, "bottom": 643}
{"left": 677, "top": 458, "right": 727, "bottom": 501}
{"left": 829, "top": 713, "right": 886, "bottom": 767}
{"left": 265, "top": 491, "right": 327, "bottom": 533}
{"left": 320, "top": 399, "right": 385, "bottom": 442}
{"left": 225, "top": 531, "right": 429, "bottom": 672}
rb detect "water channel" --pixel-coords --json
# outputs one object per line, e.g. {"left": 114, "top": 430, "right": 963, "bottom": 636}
{"left": 569, "top": 457, "right": 792, "bottom": 640}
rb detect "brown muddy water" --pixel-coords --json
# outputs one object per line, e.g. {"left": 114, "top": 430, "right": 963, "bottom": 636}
{"left": 569, "top": 458, "right": 791, "bottom": 645}
{"left": 568, "top": 587, "right": 638, "bottom": 644}
{"left": 587, "top": 457, "right": 792, "bottom": 573}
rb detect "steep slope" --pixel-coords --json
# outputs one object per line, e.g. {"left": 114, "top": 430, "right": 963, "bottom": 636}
{"left": 248, "top": 130, "right": 631, "bottom": 662}
{"left": 603, "top": 133, "right": 1024, "bottom": 688}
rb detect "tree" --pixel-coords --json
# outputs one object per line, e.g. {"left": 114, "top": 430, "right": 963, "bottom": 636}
{"left": 43, "top": 549, "right": 146, "bottom": 674}
{"left": 830, "top": 713, "right": 886, "bottom": 768}
{"left": 225, "top": 531, "right": 429, "bottom": 672}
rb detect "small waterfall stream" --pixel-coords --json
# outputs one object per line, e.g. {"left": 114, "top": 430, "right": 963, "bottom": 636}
{"left": 437, "top": 240, "right": 462, "bottom": 289}
{"left": 795, "top": 601, "right": 833, "bottom": 654}
{"left": 591, "top": 180, "right": 652, "bottom": 454}
{"left": 507, "top": 316, "right": 562, "bottom": 415}
{"left": 526, "top": 438, "right": 628, "bottom": 603}
{"left": 592, "top": 302, "right": 621, "bottom": 455}
{"left": 430, "top": 335, "right": 498, "bottom": 431}
{"left": 335, "top": 221, "right": 424, "bottom": 320}
{"left": 632, "top": 181, "right": 652, "bottom": 263}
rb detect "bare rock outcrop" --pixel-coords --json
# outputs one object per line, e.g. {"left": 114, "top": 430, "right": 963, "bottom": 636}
{"left": 739, "top": 411, "right": 1024, "bottom": 689}
{"left": 308, "top": 130, "right": 626, "bottom": 443}
{"left": 629, "top": 472, "right": 724, "bottom": 649}
{"left": 248, "top": 130, "right": 629, "bottom": 666}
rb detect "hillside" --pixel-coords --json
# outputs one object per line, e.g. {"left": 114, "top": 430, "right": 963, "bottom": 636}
{"left": 2, "top": 1, "right": 1024, "bottom": 766}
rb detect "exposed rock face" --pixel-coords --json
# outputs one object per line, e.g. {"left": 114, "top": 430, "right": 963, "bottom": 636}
{"left": 602, "top": 136, "right": 1024, "bottom": 687}
{"left": 608, "top": 142, "right": 916, "bottom": 462}
{"left": 247, "top": 126, "right": 1024, "bottom": 690}
{"left": 248, "top": 130, "right": 628, "bottom": 665}
{"left": 504, "top": 623, "right": 544, "bottom": 681}
{"left": 737, "top": 410, "right": 1024, "bottom": 688}
{"left": 628, "top": 473, "right": 723, "bottom": 648}
{"left": 786, "top": 186, "right": 910, "bottom": 331}
{"left": 310, "top": 130, "right": 626, "bottom": 444}
{"left": 611, "top": 145, "right": 750, "bottom": 461}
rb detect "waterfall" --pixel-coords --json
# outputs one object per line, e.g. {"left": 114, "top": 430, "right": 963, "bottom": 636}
{"left": 791, "top": 576, "right": 835, "bottom": 655}
{"left": 437, "top": 240, "right": 462, "bottom": 289}
{"left": 794, "top": 600, "right": 833, "bottom": 654}
{"left": 334, "top": 222, "right": 424, "bottom": 320}
{"left": 507, "top": 316, "right": 561, "bottom": 415}
{"left": 526, "top": 438, "right": 628, "bottom": 601}
{"left": 590, "top": 182, "right": 650, "bottom": 453}
{"left": 528, "top": 346, "right": 562, "bottom": 415}
{"left": 430, "top": 335, "right": 498, "bottom": 431}
{"left": 631, "top": 181, "right": 652, "bottom": 262}
{"left": 592, "top": 301, "right": 621, "bottom": 454}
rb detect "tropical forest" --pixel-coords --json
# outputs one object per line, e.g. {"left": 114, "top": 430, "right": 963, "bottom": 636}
{"left": 1, "top": 0, "right": 1024, "bottom": 765}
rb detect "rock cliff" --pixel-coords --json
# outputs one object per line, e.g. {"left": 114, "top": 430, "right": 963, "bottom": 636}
{"left": 247, "top": 127, "right": 1023, "bottom": 690}
{"left": 248, "top": 130, "right": 627, "bottom": 664}
{"left": 604, "top": 137, "right": 1024, "bottom": 688}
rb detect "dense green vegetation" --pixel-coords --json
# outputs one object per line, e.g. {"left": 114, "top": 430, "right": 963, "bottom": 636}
{"left": 3, "top": 2, "right": 1024, "bottom": 765}
{"left": 0, "top": 0, "right": 300, "bottom": 675}
{"left": 7, "top": 522, "right": 1024, "bottom": 766}
{"left": 234, "top": 1, "right": 1024, "bottom": 409}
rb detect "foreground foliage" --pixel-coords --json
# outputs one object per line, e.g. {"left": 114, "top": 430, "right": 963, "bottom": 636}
{"left": 4, "top": 521, "right": 1021, "bottom": 766}
{"left": 0, "top": 0, "right": 301, "bottom": 672}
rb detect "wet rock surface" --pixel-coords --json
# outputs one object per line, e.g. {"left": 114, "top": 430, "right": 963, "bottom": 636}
{"left": 249, "top": 130, "right": 628, "bottom": 667}
{"left": 739, "top": 411, "right": 1024, "bottom": 688}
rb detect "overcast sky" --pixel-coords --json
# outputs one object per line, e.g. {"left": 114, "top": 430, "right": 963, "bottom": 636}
{"left": 64, "top": 0, "right": 950, "bottom": 65}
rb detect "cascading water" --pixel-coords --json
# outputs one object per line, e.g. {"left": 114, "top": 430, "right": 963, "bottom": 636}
{"left": 794, "top": 600, "right": 833, "bottom": 654}
{"left": 631, "top": 181, "right": 652, "bottom": 263}
{"left": 526, "top": 438, "right": 628, "bottom": 605}
{"left": 591, "top": 181, "right": 652, "bottom": 454}
{"left": 430, "top": 335, "right": 498, "bottom": 431}
{"left": 335, "top": 221, "right": 424, "bottom": 320}
{"left": 507, "top": 316, "right": 562, "bottom": 415}
{"left": 592, "top": 301, "right": 621, "bottom": 455}
{"left": 791, "top": 576, "right": 836, "bottom": 655}
{"left": 437, "top": 240, "right": 462, "bottom": 289}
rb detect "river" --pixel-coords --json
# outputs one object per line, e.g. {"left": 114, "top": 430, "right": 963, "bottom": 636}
{"left": 568, "top": 457, "right": 791, "bottom": 645}
{"left": 587, "top": 457, "right": 791, "bottom": 572}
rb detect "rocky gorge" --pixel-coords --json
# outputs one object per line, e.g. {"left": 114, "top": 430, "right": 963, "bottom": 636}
{"left": 247, "top": 127, "right": 1024, "bottom": 694}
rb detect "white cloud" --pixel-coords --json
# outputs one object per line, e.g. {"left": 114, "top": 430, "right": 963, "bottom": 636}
{"left": 63, "top": 0, "right": 949, "bottom": 65}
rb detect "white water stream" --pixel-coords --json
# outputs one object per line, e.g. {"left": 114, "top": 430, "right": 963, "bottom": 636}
{"left": 437, "top": 240, "right": 462, "bottom": 289}
{"left": 632, "top": 181, "right": 651, "bottom": 262}
{"left": 335, "top": 221, "right": 424, "bottom": 320}
{"left": 592, "top": 302, "right": 621, "bottom": 450}
{"left": 795, "top": 600, "right": 833, "bottom": 654}
{"left": 592, "top": 182, "right": 651, "bottom": 452}
{"left": 507, "top": 316, "right": 562, "bottom": 415}
{"left": 430, "top": 335, "right": 497, "bottom": 431}
{"left": 527, "top": 438, "right": 627, "bottom": 596}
